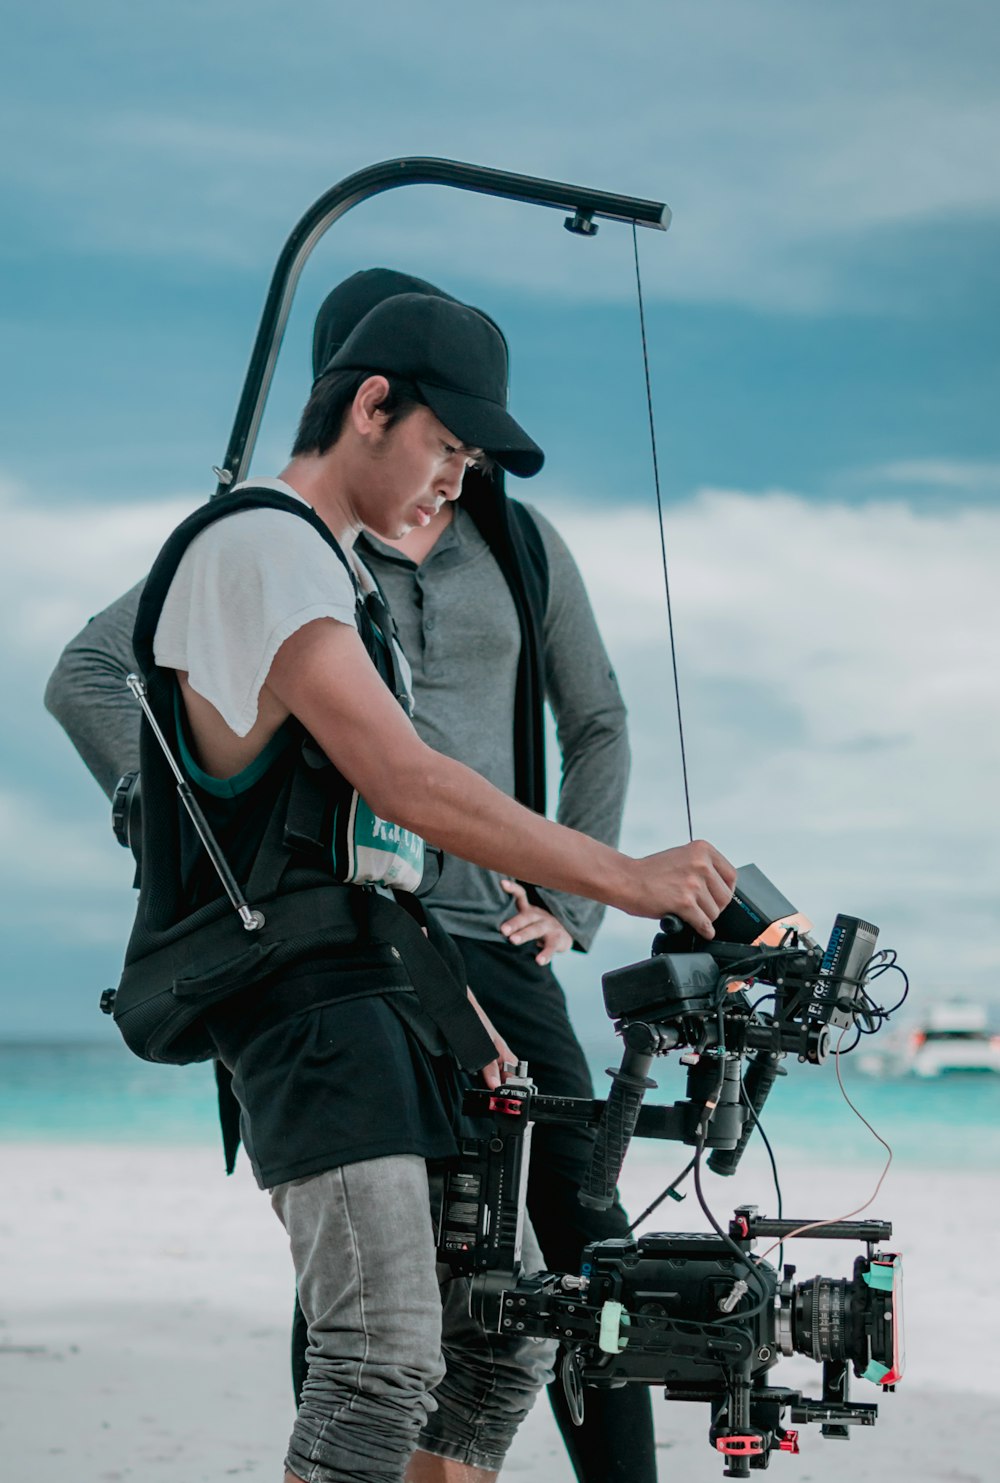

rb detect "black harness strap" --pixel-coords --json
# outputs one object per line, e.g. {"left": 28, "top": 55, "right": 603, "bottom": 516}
{"left": 118, "top": 485, "right": 496, "bottom": 1074}
{"left": 365, "top": 894, "right": 495, "bottom": 1069}
{"left": 462, "top": 471, "right": 549, "bottom": 816}
{"left": 135, "top": 486, "right": 362, "bottom": 675}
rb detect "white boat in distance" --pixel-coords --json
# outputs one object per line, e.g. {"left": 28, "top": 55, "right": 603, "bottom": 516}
{"left": 857, "top": 1001, "right": 1000, "bottom": 1078}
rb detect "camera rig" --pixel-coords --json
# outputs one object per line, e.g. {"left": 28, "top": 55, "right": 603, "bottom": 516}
{"left": 437, "top": 867, "right": 905, "bottom": 1476}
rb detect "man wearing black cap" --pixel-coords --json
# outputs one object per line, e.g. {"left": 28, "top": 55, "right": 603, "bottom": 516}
{"left": 306, "top": 271, "right": 656, "bottom": 1483}
{"left": 47, "top": 283, "right": 734, "bottom": 1482}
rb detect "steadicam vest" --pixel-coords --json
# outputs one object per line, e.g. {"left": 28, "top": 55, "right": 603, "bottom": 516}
{"left": 109, "top": 487, "right": 495, "bottom": 1070}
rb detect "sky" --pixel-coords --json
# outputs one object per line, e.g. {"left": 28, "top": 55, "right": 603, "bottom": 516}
{"left": 1, "top": 0, "right": 998, "bottom": 1044}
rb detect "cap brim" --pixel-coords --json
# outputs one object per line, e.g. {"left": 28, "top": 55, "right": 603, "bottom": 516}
{"left": 416, "top": 383, "right": 544, "bottom": 479}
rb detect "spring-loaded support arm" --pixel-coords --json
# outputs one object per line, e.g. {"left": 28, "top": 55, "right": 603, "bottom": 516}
{"left": 125, "top": 675, "right": 265, "bottom": 933}
{"left": 214, "top": 156, "right": 670, "bottom": 494}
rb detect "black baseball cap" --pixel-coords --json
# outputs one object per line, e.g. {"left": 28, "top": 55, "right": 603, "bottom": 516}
{"left": 312, "top": 268, "right": 460, "bottom": 385}
{"left": 324, "top": 292, "right": 544, "bottom": 479}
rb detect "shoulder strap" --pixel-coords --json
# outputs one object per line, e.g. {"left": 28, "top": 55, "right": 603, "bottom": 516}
{"left": 461, "top": 472, "right": 549, "bottom": 815}
{"left": 135, "top": 486, "right": 414, "bottom": 716}
{"left": 133, "top": 487, "right": 357, "bottom": 678}
{"left": 506, "top": 498, "right": 550, "bottom": 617}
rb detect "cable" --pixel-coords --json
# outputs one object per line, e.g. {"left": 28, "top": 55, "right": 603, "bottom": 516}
{"left": 832, "top": 953, "right": 909, "bottom": 1054}
{"left": 626, "top": 1155, "right": 696, "bottom": 1233}
{"left": 736, "top": 1063, "right": 785, "bottom": 1267}
{"left": 859, "top": 953, "right": 910, "bottom": 1024}
{"left": 692, "top": 1143, "right": 772, "bottom": 1324}
{"left": 632, "top": 223, "right": 693, "bottom": 842}
{"left": 628, "top": 1003, "right": 726, "bottom": 1234}
{"left": 714, "top": 943, "right": 809, "bottom": 983}
{"left": 655, "top": 1007, "right": 773, "bottom": 1323}
{"left": 746, "top": 991, "right": 777, "bottom": 1018}
{"left": 752, "top": 1026, "right": 894, "bottom": 1267}
{"left": 690, "top": 1006, "right": 772, "bottom": 1303}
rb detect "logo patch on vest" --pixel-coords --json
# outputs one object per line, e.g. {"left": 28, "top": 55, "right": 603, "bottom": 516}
{"left": 345, "top": 794, "right": 424, "bottom": 892}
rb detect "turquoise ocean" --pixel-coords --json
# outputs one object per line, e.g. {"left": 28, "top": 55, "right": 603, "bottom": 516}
{"left": 2, "top": 1037, "right": 998, "bottom": 1174}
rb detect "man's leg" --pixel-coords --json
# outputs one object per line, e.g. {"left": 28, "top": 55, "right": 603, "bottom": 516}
{"left": 286, "top": 1188, "right": 544, "bottom": 1483}
{"left": 284, "top": 1449, "right": 494, "bottom": 1483}
{"left": 417, "top": 1192, "right": 556, "bottom": 1475}
{"left": 272, "top": 1155, "right": 447, "bottom": 1483}
{"left": 403, "top": 1456, "right": 494, "bottom": 1483}
{"left": 454, "top": 937, "right": 659, "bottom": 1483}
{"left": 288, "top": 1316, "right": 496, "bottom": 1483}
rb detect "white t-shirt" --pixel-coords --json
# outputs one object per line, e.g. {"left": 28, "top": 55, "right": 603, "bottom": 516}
{"left": 153, "top": 479, "right": 422, "bottom": 891}
{"left": 154, "top": 479, "right": 411, "bottom": 736}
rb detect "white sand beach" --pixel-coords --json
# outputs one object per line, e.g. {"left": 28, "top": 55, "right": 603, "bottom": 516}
{"left": 2, "top": 1139, "right": 996, "bottom": 1481}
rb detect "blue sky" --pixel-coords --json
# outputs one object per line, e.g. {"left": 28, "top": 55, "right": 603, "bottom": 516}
{"left": 2, "top": 1, "right": 998, "bottom": 1042}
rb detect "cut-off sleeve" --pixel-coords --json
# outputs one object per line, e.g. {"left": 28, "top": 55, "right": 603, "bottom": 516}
{"left": 154, "top": 507, "right": 359, "bottom": 737}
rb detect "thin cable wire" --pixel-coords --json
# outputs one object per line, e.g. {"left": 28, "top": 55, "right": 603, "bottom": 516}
{"left": 737, "top": 1068, "right": 785, "bottom": 1267}
{"left": 692, "top": 1143, "right": 771, "bottom": 1318}
{"left": 632, "top": 223, "right": 693, "bottom": 841}
{"left": 753, "top": 1027, "right": 894, "bottom": 1266}
{"left": 626, "top": 1155, "right": 695, "bottom": 1233}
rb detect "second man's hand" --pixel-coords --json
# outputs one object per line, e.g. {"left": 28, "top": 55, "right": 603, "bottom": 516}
{"left": 498, "top": 879, "right": 573, "bottom": 965}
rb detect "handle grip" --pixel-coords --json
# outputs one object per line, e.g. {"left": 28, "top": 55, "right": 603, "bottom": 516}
{"left": 579, "top": 1039, "right": 659, "bottom": 1210}
{"left": 707, "top": 1052, "right": 785, "bottom": 1176}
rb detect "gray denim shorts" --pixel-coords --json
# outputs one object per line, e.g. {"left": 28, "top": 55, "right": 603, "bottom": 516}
{"left": 271, "top": 1154, "right": 555, "bottom": 1482}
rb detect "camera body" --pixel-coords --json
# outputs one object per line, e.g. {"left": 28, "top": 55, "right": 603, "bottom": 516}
{"left": 438, "top": 868, "right": 904, "bottom": 1476}
{"left": 441, "top": 1089, "right": 902, "bottom": 1475}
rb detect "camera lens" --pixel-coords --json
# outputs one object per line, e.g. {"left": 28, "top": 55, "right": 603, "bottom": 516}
{"left": 791, "top": 1275, "right": 857, "bottom": 1362}
{"left": 785, "top": 1255, "right": 901, "bottom": 1380}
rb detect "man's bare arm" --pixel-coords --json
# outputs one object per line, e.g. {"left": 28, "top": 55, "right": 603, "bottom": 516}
{"left": 259, "top": 619, "right": 735, "bottom": 933}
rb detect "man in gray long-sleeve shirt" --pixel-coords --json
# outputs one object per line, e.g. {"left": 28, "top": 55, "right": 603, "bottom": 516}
{"left": 44, "top": 267, "right": 658, "bottom": 1483}
{"left": 362, "top": 501, "right": 625, "bottom": 954}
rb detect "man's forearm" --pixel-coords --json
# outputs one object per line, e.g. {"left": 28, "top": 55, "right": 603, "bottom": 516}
{"left": 372, "top": 740, "right": 732, "bottom": 933}
{"left": 237, "top": 615, "right": 735, "bottom": 933}
{"left": 385, "top": 743, "right": 639, "bottom": 913}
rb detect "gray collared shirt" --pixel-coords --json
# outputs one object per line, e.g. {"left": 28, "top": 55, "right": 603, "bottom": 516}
{"left": 359, "top": 502, "right": 629, "bottom": 950}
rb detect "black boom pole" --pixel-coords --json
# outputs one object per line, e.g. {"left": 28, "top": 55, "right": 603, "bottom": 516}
{"left": 213, "top": 155, "right": 670, "bottom": 495}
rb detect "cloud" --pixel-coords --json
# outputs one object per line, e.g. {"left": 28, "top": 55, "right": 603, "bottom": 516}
{"left": 0, "top": 788, "right": 135, "bottom": 959}
{"left": 868, "top": 459, "right": 1000, "bottom": 494}
{"left": 0, "top": 788, "right": 125, "bottom": 896}
{"left": 2, "top": 472, "right": 997, "bottom": 1012}
{"left": 534, "top": 486, "right": 1000, "bottom": 997}
{"left": 0, "top": 475, "right": 197, "bottom": 669}
{"left": 5, "top": 1, "right": 1000, "bottom": 312}
{"left": 550, "top": 488, "right": 996, "bottom": 745}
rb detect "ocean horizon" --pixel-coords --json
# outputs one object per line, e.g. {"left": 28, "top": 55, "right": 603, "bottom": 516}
{"left": 2, "top": 1036, "right": 996, "bottom": 1174}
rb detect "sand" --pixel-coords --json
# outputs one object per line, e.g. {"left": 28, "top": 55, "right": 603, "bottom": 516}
{"left": 1, "top": 1139, "right": 996, "bottom": 1481}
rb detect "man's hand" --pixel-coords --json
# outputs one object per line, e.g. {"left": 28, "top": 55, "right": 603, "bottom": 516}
{"left": 625, "top": 840, "right": 737, "bottom": 938}
{"left": 467, "top": 987, "right": 515, "bottom": 1090}
{"left": 498, "top": 880, "right": 573, "bottom": 966}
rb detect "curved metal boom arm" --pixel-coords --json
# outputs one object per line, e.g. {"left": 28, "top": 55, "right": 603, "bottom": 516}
{"left": 214, "top": 155, "right": 670, "bottom": 493}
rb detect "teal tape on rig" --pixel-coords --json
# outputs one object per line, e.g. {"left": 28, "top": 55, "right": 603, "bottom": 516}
{"left": 598, "top": 1301, "right": 630, "bottom": 1354}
